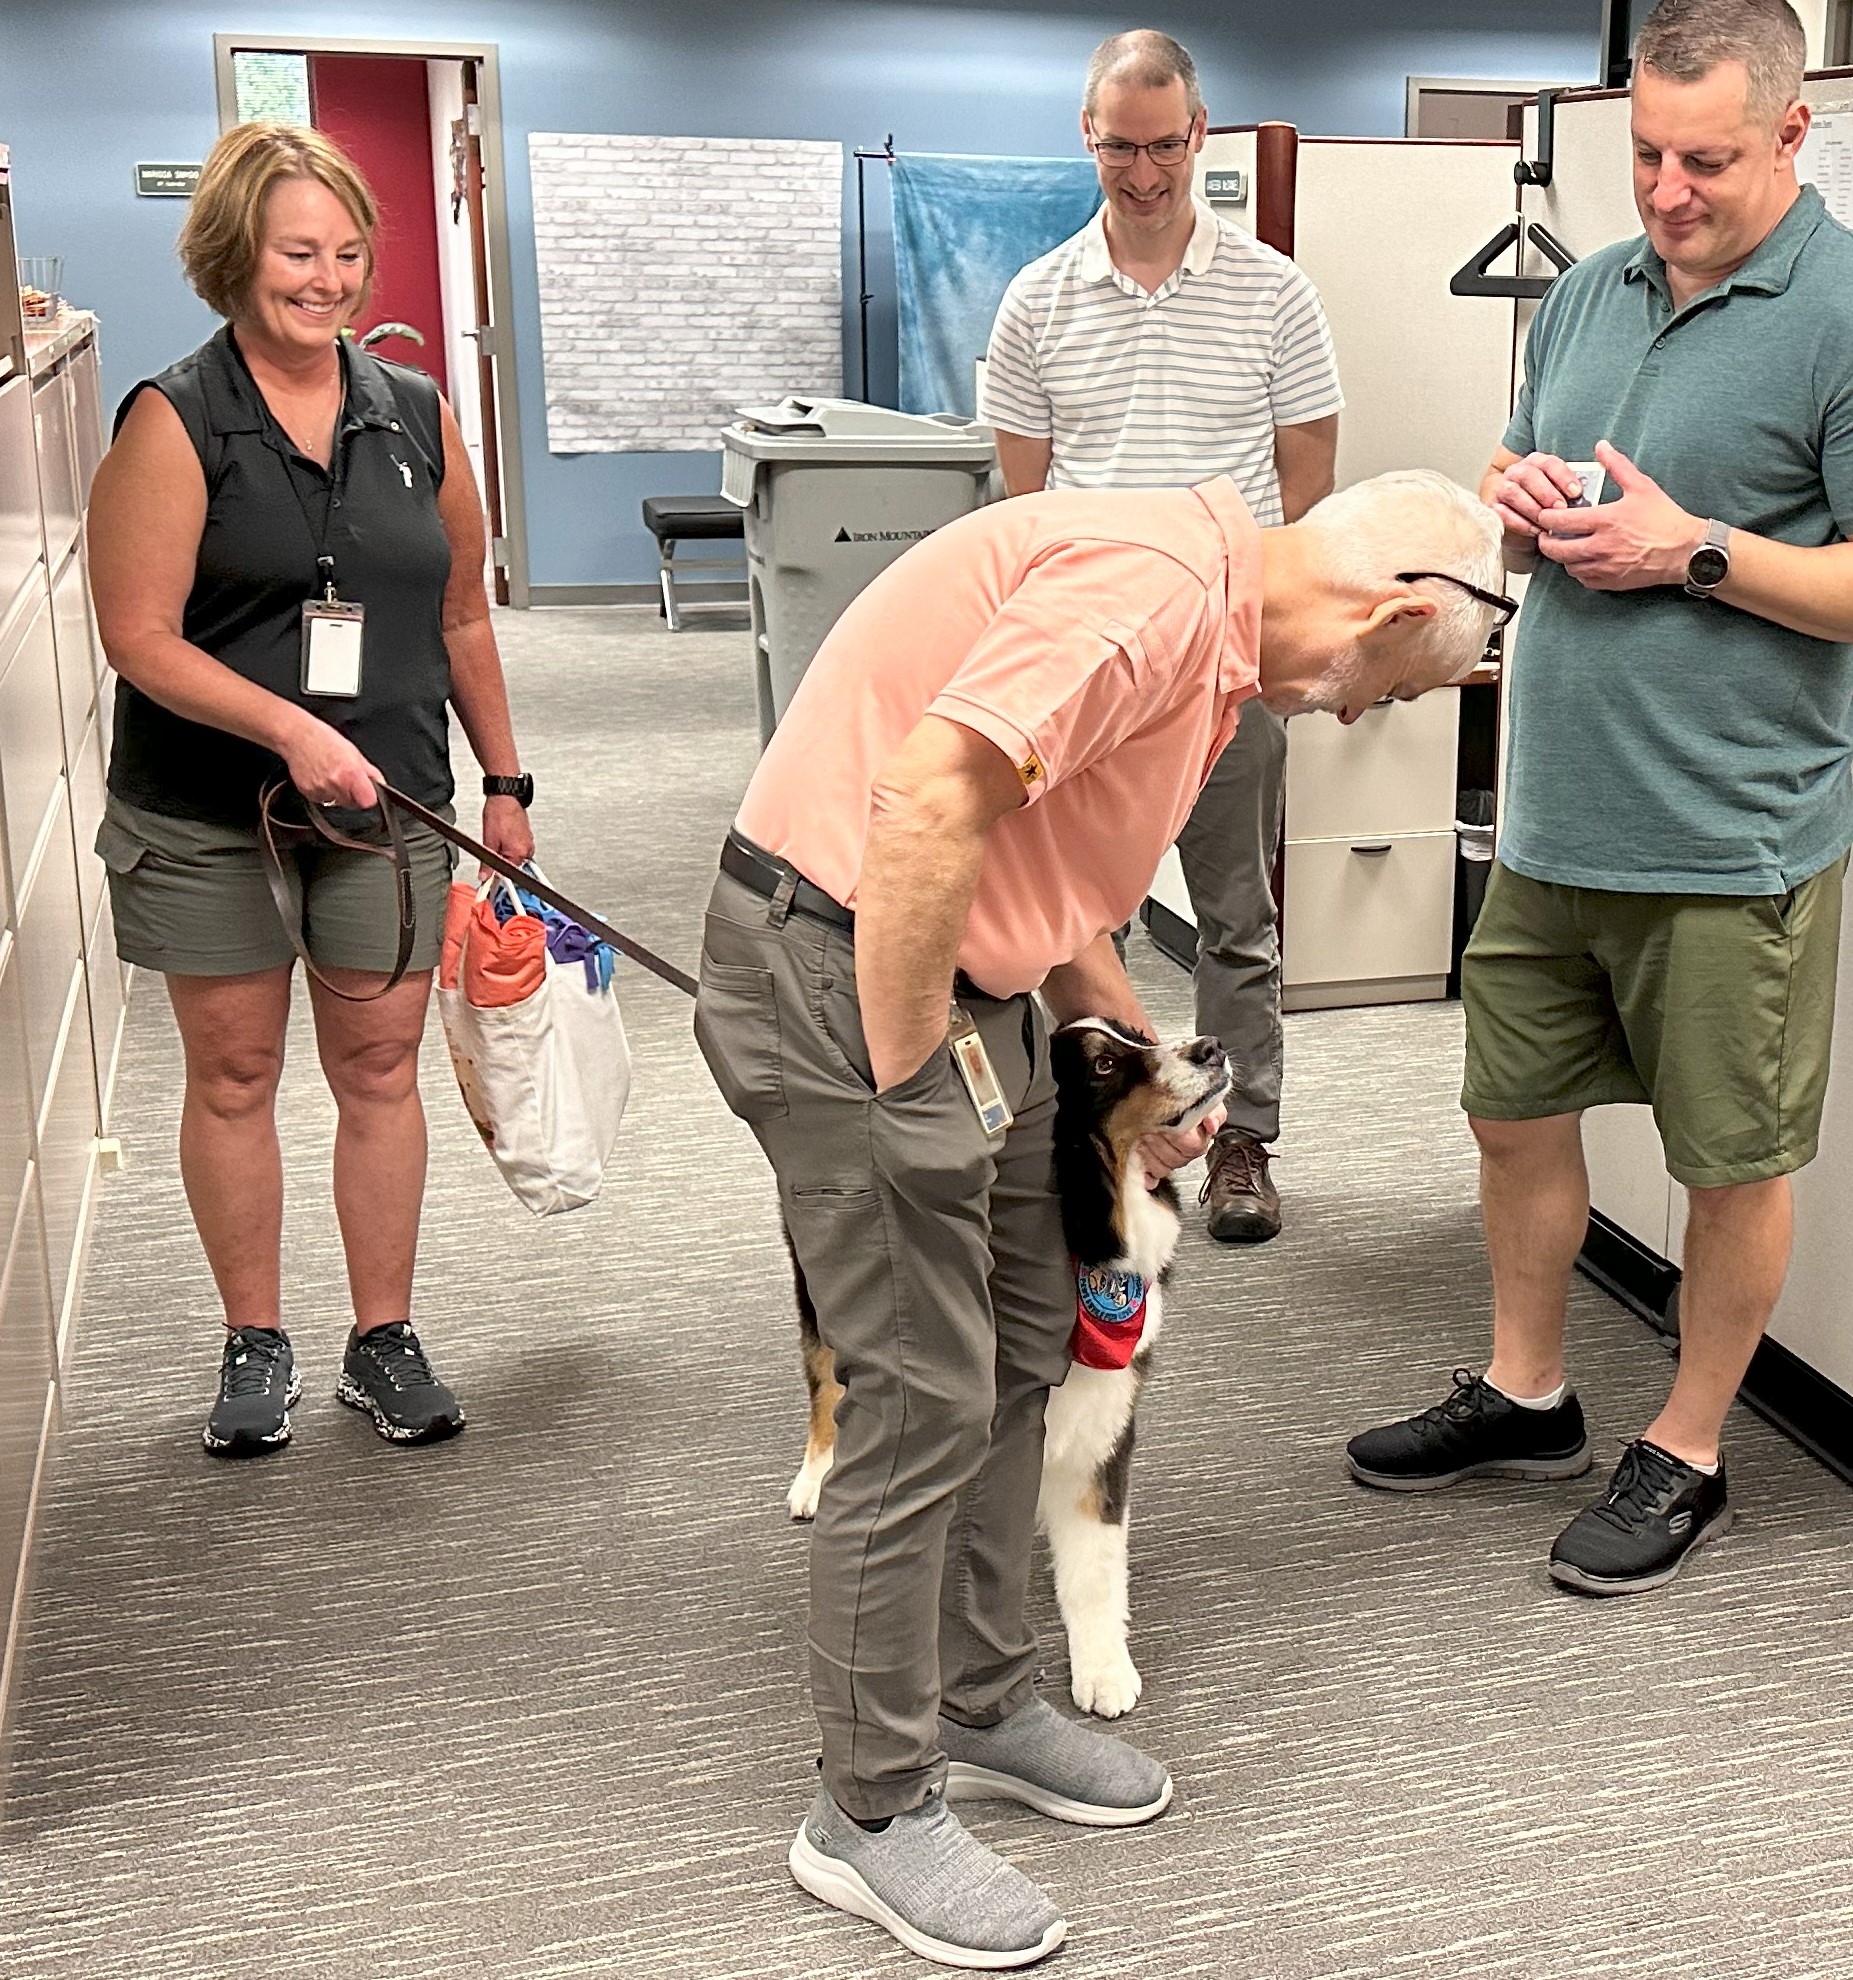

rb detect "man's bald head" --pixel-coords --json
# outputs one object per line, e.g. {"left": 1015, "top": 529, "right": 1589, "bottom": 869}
{"left": 1083, "top": 30, "right": 1203, "bottom": 121}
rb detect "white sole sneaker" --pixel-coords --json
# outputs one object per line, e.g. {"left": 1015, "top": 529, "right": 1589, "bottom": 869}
{"left": 787, "top": 1822, "right": 1067, "bottom": 1971}
{"left": 201, "top": 1372, "right": 305, "bottom": 1456}
{"left": 943, "top": 1759, "right": 1173, "bottom": 1828}
{"left": 334, "top": 1372, "right": 465, "bottom": 1445}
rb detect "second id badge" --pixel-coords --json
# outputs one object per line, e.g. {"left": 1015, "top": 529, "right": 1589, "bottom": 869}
{"left": 948, "top": 1002, "right": 1013, "bottom": 1139}
{"left": 301, "top": 599, "right": 366, "bottom": 698}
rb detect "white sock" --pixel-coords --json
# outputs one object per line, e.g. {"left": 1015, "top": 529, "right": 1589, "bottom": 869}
{"left": 1486, "top": 1376, "right": 1566, "bottom": 1411}
{"left": 1644, "top": 1440, "right": 1720, "bottom": 1476}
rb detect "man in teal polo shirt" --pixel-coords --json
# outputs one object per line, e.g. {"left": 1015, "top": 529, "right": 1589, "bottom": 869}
{"left": 1347, "top": 0, "right": 1853, "bottom": 1593}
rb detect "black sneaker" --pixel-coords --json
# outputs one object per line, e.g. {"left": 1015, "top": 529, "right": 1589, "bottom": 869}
{"left": 336, "top": 1323, "right": 465, "bottom": 1444}
{"left": 203, "top": 1326, "right": 302, "bottom": 1457}
{"left": 1347, "top": 1367, "right": 1593, "bottom": 1491}
{"left": 1548, "top": 1440, "right": 1731, "bottom": 1595}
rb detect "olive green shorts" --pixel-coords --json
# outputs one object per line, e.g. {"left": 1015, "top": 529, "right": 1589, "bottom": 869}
{"left": 98, "top": 794, "right": 456, "bottom": 979}
{"left": 1460, "top": 856, "right": 1848, "bottom": 1188}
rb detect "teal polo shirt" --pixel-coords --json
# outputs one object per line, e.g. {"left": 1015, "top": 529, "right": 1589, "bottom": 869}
{"left": 1501, "top": 184, "right": 1853, "bottom": 895}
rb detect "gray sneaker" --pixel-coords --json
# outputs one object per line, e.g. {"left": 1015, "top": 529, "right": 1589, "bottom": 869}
{"left": 202, "top": 1326, "right": 302, "bottom": 1457}
{"left": 940, "top": 1696, "right": 1173, "bottom": 1827}
{"left": 788, "top": 1787, "right": 1066, "bottom": 1971}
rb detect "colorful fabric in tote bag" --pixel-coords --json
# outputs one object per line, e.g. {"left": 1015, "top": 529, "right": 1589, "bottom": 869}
{"left": 437, "top": 871, "right": 632, "bottom": 1215}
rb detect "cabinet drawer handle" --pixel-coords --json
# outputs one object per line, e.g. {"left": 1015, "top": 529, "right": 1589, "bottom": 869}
{"left": 1350, "top": 841, "right": 1393, "bottom": 856}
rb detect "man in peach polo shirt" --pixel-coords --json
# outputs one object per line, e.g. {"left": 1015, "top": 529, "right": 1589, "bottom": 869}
{"left": 695, "top": 468, "right": 1503, "bottom": 1970}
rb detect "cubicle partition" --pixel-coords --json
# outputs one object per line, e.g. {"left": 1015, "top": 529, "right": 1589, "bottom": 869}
{"left": 1145, "top": 129, "right": 1519, "bottom": 1011}
{"left": 0, "top": 142, "right": 127, "bottom": 1756}
{"left": 1512, "top": 76, "right": 1853, "bottom": 1467}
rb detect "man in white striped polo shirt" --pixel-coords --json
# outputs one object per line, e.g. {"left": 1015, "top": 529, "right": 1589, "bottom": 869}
{"left": 981, "top": 28, "right": 1343, "bottom": 1243}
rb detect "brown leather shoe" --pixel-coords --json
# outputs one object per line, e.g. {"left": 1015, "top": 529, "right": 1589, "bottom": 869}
{"left": 1200, "top": 1130, "right": 1281, "bottom": 1244}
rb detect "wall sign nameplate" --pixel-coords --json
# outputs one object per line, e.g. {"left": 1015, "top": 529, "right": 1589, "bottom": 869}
{"left": 135, "top": 163, "right": 201, "bottom": 198}
{"left": 1203, "top": 169, "right": 1248, "bottom": 203}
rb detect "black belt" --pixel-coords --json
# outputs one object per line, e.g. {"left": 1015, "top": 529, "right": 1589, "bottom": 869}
{"left": 720, "top": 830, "right": 1007, "bottom": 1002}
{"left": 722, "top": 830, "right": 855, "bottom": 930}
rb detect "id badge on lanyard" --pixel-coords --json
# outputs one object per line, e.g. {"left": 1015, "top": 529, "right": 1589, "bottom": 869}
{"left": 301, "top": 554, "right": 365, "bottom": 699}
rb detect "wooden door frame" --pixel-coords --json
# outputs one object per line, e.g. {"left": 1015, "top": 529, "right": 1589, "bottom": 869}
{"left": 213, "top": 32, "right": 532, "bottom": 606}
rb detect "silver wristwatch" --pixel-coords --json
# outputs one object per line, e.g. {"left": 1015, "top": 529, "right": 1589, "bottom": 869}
{"left": 1684, "top": 519, "right": 1731, "bottom": 599}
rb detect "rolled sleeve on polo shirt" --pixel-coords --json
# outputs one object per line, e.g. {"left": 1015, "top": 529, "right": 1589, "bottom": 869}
{"left": 926, "top": 541, "right": 1209, "bottom": 801}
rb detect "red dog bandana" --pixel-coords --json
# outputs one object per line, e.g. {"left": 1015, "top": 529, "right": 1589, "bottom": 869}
{"left": 1070, "top": 1263, "right": 1150, "bottom": 1370}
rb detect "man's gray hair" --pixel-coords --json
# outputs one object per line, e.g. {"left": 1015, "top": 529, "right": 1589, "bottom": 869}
{"left": 1300, "top": 470, "right": 1506, "bottom": 685}
{"left": 1083, "top": 30, "right": 1204, "bottom": 122}
{"left": 1635, "top": 0, "right": 1806, "bottom": 128}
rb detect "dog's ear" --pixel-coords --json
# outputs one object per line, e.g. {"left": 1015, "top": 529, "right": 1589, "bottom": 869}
{"left": 1051, "top": 1027, "right": 1127, "bottom": 1265}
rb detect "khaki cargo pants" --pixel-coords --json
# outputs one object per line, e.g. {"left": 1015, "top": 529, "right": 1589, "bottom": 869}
{"left": 694, "top": 869, "right": 1072, "bottom": 1823}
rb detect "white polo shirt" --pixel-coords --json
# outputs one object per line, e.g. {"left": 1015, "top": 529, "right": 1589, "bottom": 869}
{"left": 979, "top": 199, "right": 1343, "bottom": 522}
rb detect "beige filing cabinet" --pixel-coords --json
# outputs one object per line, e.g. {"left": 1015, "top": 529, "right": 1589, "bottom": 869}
{"left": 1147, "top": 686, "right": 1464, "bottom": 1009}
{"left": 1280, "top": 688, "right": 1462, "bottom": 1009}
{"left": 0, "top": 141, "right": 127, "bottom": 1750}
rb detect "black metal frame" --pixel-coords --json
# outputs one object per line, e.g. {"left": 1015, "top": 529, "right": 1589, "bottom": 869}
{"left": 853, "top": 136, "right": 896, "bottom": 401}
{"left": 1599, "top": 0, "right": 1635, "bottom": 90}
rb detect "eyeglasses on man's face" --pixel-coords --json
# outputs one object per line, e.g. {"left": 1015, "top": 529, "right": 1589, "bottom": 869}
{"left": 1397, "top": 571, "right": 1520, "bottom": 628}
{"left": 1088, "top": 134, "right": 1195, "bottom": 167}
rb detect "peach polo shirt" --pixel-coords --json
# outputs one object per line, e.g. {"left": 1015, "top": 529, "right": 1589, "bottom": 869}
{"left": 734, "top": 477, "right": 1262, "bottom": 996}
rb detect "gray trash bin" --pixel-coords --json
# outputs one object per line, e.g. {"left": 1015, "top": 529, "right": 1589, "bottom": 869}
{"left": 720, "top": 397, "right": 996, "bottom": 742}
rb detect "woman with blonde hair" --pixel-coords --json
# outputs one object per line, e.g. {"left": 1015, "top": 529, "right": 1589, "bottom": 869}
{"left": 87, "top": 122, "right": 534, "bottom": 1454}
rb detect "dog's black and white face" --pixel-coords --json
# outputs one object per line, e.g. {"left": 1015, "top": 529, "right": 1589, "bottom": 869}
{"left": 1050, "top": 1019, "right": 1230, "bottom": 1278}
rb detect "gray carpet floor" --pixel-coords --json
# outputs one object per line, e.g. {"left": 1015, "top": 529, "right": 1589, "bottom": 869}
{"left": 2, "top": 605, "right": 1851, "bottom": 1980}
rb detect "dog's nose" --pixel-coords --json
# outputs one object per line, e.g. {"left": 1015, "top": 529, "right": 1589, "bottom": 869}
{"left": 1181, "top": 1035, "right": 1226, "bottom": 1068}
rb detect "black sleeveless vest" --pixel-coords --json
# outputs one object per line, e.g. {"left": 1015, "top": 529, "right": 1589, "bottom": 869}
{"left": 108, "top": 324, "right": 455, "bottom": 824}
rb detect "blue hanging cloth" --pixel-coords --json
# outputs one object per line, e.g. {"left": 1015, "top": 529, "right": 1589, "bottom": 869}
{"left": 890, "top": 152, "right": 1102, "bottom": 418}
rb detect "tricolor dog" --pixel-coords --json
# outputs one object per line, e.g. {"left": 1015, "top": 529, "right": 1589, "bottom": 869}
{"left": 787, "top": 1018, "right": 1229, "bottom": 1718}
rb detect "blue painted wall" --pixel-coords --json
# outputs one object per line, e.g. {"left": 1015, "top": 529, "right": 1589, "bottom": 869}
{"left": 0, "top": 0, "right": 1601, "bottom": 589}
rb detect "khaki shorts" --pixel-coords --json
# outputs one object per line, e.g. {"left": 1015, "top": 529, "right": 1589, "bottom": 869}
{"left": 1460, "top": 856, "right": 1847, "bottom": 1188}
{"left": 98, "top": 793, "right": 456, "bottom": 979}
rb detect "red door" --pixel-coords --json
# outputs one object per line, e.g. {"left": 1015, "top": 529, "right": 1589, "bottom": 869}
{"left": 309, "top": 54, "right": 449, "bottom": 397}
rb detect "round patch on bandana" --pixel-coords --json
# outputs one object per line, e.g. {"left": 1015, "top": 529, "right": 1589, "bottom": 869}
{"left": 1076, "top": 1265, "right": 1146, "bottom": 1325}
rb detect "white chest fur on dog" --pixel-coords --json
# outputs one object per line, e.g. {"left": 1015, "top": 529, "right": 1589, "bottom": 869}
{"left": 787, "top": 1016, "right": 1229, "bottom": 1720}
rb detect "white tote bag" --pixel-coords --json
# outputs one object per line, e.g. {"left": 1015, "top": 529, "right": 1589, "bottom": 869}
{"left": 438, "top": 873, "right": 632, "bottom": 1215}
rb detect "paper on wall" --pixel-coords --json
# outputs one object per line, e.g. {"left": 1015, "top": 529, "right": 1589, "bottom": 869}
{"left": 1799, "top": 110, "right": 1853, "bottom": 231}
{"left": 529, "top": 133, "right": 844, "bottom": 454}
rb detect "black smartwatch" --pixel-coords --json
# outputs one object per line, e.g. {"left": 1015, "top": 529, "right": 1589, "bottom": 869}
{"left": 483, "top": 772, "right": 534, "bottom": 808}
{"left": 1684, "top": 520, "right": 1731, "bottom": 598}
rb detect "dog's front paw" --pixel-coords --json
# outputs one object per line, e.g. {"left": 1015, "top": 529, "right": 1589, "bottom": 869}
{"left": 786, "top": 1454, "right": 831, "bottom": 1521}
{"left": 1069, "top": 1649, "right": 1142, "bottom": 1719}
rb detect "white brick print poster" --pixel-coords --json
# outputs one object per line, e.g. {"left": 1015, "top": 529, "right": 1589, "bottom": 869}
{"left": 529, "top": 133, "right": 844, "bottom": 453}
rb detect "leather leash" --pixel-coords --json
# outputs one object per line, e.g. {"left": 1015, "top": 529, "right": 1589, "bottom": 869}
{"left": 258, "top": 778, "right": 417, "bottom": 1002}
{"left": 258, "top": 777, "right": 699, "bottom": 1000}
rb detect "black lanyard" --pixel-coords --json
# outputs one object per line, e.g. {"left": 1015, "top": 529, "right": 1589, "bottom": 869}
{"left": 270, "top": 366, "right": 351, "bottom": 603}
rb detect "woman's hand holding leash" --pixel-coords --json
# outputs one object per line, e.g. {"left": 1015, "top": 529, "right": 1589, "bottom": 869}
{"left": 281, "top": 707, "right": 385, "bottom": 810}
{"left": 481, "top": 795, "right": 535, "bottom": 866}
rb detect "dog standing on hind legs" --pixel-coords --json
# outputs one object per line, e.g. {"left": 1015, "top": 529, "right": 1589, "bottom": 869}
{"left": 787, "top": 1018, "right": 1229, "bottom": 1719}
